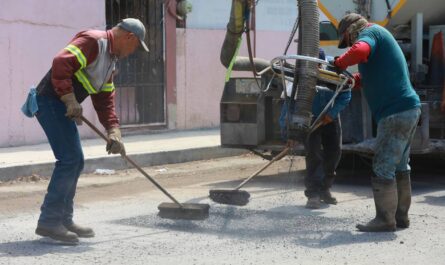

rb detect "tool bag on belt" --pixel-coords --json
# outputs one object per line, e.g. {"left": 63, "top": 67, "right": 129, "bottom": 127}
{"left": 21, "top": 87, "right": 38, "bottom": 118}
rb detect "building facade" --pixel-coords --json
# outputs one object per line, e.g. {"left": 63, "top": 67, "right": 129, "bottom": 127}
{"left": 0, "top": 0, "right": 307, "bottom": 147}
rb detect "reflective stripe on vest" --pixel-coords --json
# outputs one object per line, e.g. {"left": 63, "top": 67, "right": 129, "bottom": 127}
{"left": 102, "top": 83, "right": 115, "bottom": 92}
{"left": 74, "top": 71, "right": 97, "bottom": 94}
{"left": 64, "top": 44, "right": 98, "bottom": 94}
{"left": 64, "top": 44, "right": 87, "bottom": 68}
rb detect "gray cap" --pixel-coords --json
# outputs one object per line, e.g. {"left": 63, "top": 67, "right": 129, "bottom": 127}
{"left": 337, "top": 13, "right": 363, "bottom": 49}
{"left": 117, "top": 18, "right": 149, "bottom": 52}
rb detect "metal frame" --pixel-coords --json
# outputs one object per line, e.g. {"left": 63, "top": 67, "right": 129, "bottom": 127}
{"left": 106, "top": 0, "right": 166, "bottom": 127}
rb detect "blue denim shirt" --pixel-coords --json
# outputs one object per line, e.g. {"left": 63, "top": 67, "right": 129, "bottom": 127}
{"left": 312, "top": 87, "right": 351, "bottom": 120}
{"left": 279, "top": 87, "right": 351, "bottom": 135}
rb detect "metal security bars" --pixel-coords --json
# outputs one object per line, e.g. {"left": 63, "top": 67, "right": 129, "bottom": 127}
{"left": 106, "top": 0, "right": 165, "bottom": 126}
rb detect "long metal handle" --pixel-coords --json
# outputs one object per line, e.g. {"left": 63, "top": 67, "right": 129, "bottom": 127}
{"left": 80, "top": 116, "right": 183, "bottom": 207}
{"left": 235, "top": 147, "right": 290, "bottom": 190}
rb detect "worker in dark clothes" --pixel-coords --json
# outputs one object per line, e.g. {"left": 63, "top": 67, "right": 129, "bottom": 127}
{"left": 303, "top": 77, "right": 351, "bottom": 209}
{"left": 22, "top": 18, "right": 148, "bottom": 244}
{"left": 332, "top": 13, "right": 421, "bottom": 232}
{"left": 280, "top": 49, "right": 351, "bottom": 209}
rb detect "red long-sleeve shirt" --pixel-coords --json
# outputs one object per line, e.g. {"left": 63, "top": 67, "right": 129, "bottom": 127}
{"left": 334, "top": 41, "right": 370, "bottom": 90}
{"left": 334, "top": 27, "right": 372, "bottom": 90}
{"left": 51, "top": 30, "right": 119, "bottom": 130}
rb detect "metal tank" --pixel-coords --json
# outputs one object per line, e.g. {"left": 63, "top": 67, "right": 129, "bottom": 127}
{"left": 219, "top": 0, "right": 445, "bottom": 160}
{"left": 317, "top": 0, "right": 445, "bottom": 157}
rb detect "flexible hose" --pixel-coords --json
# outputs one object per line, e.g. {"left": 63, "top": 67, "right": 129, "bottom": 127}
{"left": 220, "top": 0, "right": 320, "bottom": 142}
{"left": 291, "top": 0, "right": 319, "bottom": 140}
{"left": 231, "top": 57, "right": 270, "bottom": 71}
{"left": 220, "top": 0, "right": 270, "bottom": 72}
{"left": 220, "top": 0, "right": 247, "bottom": 68}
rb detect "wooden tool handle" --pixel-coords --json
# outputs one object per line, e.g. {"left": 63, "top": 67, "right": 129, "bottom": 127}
{"left": 235, "top": 147, "right": 290, "bottom": 190}
{"left": 80, "top": 116, "right": 183, "bottom": 206}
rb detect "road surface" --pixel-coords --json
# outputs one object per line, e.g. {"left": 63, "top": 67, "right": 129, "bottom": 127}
{"left": 0, "top": 154, "right": 444, "bottom": 265}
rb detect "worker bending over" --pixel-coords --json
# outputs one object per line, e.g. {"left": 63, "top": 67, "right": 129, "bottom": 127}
{"left": 22, "top": 18, "right": 148, "bottom": 244}
{"left": 332, "top": 13, "right": 421, "bottom": 232}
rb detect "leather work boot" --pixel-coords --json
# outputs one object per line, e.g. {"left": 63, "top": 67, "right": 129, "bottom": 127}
{"left": 320, "top": 189, "right": 338, "bottom": 205}
{"left": 64, "top": 223, "right": 95, "bottom": 238}
{"left": 35, "top": 224, "right": 79, "bottom": 244}
{"left": 356, "top": 177, "right": 397, "bottom": 232}
{"left": 321, "top": 174, "right": 337, "bottom": 204}
{"left": 305, "top": 196, "right": 321, "bottom": 209}
{"left": 395, "top": 171, "right": 411, "bottom": 228}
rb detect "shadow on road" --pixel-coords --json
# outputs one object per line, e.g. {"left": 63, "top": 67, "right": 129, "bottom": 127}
{"left": 292, "top": 229, "right": 397, "bottom": 248}
{"left": 111, "top": 203, "right": 397, "bottom": 249}
{"left": 0, "top": 239, "right": 92, "bottom": 257}
{"left": 418, "top": 195, "right": 445, "bottom": 206}
{"left": 204, "top": 164, "right": 445, "bottom": 202}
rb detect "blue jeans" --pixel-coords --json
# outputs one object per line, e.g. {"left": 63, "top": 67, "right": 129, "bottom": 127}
{"left": 36, "top": 95, "right": 84, "bottom": 227}
{"left": 373, "top": 108, "right": 421, "bottom": 180}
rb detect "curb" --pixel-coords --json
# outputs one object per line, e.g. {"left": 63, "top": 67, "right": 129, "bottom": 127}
{"left": 0, "top": 147, "right": 247, "bottom": 182}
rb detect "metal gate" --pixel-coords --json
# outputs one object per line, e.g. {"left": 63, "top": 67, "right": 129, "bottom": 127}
{"left": 106, "top": 0, "right": 165, "bottom": 126}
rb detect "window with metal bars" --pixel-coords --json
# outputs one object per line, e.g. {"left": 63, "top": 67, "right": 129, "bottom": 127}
{"left": 106, "top": 0, "right": 166, "bottom": 126}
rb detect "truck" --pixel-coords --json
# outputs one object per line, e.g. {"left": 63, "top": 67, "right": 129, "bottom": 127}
{"left": 219, "top": 0, "right": 445, "bottom": 162}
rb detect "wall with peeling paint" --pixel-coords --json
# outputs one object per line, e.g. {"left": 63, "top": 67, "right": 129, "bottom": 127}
{"left": 0, "top": 0, "right": 107, "bottom": 147}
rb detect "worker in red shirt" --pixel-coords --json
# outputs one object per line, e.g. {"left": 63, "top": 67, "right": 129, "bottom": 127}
{"left": 332, "top": 13, "right": 420, "bottom": 232}
{"left": 23, "top": 18, "right": 148, "bottom": 244}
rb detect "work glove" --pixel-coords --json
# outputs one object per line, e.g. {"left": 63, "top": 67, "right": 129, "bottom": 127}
{"left": 328, "top": 56, "right": 343, "bottom": 75}
{"left": 106, "top": 127, "right": 126, "bottom": 155}
{"left": 60, "top": 93, "right": 83, "bottom": 124}
{"left": 321, "top": 114, "right": 333, "bottom": 125}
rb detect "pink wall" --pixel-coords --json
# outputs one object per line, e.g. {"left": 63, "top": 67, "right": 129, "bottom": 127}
{"left": 175, "top": 29, "right": 297, "bottom": 129}
{"left": 0, "top": 0, "right": 106, "bottom": 147}
{"left": 1, "top": 0, "right": 298, "bottom": 146}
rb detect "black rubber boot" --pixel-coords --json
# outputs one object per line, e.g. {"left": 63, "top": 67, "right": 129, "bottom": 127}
{"left": 321, "top": 174, "right": 337, "bottom": 205}
{"left": 35, "top": 224, "right": 79, "bottom": 244}
{"left": 395, "top": 171, "right": 411, "bottom": 228}
{"left": 356, "top": 177, "right": 397, "bottom": 232}
{"left": 64, "top": 223, "right": 95, "bottom": 238}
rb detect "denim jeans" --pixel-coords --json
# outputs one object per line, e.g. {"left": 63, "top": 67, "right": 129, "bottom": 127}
{"left": 373, "top": 108, "right": 421, "bottom": 180}
{"left": 36, "top": 95, "right": 84, "bottom": 227}
{"left": 279, "top": 100, "right": 288, "bottom": 142}
{"left": 304, "top": 118, "right": 342, "bottom": 198}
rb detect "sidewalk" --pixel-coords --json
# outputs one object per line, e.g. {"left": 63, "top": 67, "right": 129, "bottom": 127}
{"left": 0, "top": 129, "right": 245, "bottom": 182}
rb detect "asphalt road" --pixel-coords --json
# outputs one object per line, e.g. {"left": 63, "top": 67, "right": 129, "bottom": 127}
{"left": 0, "top": 154, "right": 444, "bottom": 265}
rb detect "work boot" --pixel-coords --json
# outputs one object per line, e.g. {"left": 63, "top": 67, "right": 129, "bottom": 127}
{"left": 35, "top": 224, "right": 79, "bottom": 244}
{"left": 64, "top": 223, "right": 95, "bottom": 238}
{"left": 320, "top": 189, "right": 338, "bottom": 205}
{"left": 395, "top": 171, "right": 411, "bottom": 228}
{"left": 321, "top": 174, "right": 337, "bottom": 204}
{"left": 356, "top": 177, "right": 397, "bottom": 232}
{"left": 305, "top": 196, "right": 321, "bottom": 209}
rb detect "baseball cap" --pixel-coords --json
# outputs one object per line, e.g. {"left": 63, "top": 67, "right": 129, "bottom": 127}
{"left": 117, "top": 18, "right": 149, "bottom": 52}
{"left": 337, "top": 13, "right": 363, "bottom": 49}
